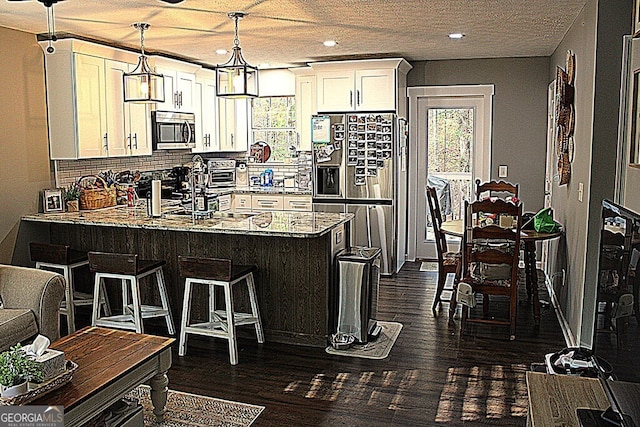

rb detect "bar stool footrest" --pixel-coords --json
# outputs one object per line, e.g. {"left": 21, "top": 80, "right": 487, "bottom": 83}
{"left": 122, "top": 304, "right": 170, "bottom": 319}
{"left": 211, "top": 309, "right": 259, "bottom": 326}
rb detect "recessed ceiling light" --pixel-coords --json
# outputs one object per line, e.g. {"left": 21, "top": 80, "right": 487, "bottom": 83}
{"left": 216, "top": 49, "right": 228, "bottom": 55}
{"left": 323, "top": 40, "right": 337, "bottom": 47}
{"left": 448, "top": 33, "right": 465, "bottom": 40}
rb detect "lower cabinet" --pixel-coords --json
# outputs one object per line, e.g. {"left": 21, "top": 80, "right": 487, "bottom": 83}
{"left": 232, "top": 193, "right": 312, "bottom": 212}
{"left": 284, "top": 195, "right": 312, "bottom": 211}
{"left": 232, "top": 194, "right": 252, "bottom": 212}
{"left": 251, "top": 195, "right": 284, "bottom": 211}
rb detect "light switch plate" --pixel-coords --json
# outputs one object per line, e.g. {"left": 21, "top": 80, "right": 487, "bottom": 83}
{"left": 499, "top": 165, "right": 508, "bottom": 178}
{"left": 578, "top": 182, "right": 584, "bottom": 202}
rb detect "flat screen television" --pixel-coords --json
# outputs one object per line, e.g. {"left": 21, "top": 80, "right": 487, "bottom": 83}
{"left": 580, "top": 199, "right": 640, "bottom": 426}
{"left": 593, "top": 200, "right": 639, "bottom": 382}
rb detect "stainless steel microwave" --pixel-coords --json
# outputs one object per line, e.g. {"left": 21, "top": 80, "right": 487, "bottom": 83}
{"left": 151, "top": 111, "right": 196, "bottom": 150}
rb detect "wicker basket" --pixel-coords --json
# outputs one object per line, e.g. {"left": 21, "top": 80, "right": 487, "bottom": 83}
{"left": 78, "top": 175, "right": 117, "bottom": 210}
{"left": 0, "top": 360, "right": 78, "bottom": 406}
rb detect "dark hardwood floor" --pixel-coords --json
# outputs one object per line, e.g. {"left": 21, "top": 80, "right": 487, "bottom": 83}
{"left": 158, "top": 261, "right": 567, "bottom": 426}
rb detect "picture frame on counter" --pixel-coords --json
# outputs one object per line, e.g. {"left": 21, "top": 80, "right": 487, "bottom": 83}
{"left": 43, "top": 189, "right": 64, "bottom": 214}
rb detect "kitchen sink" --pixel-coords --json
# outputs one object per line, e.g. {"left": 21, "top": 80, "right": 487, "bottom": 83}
{"left": 165, "top": 211, "right": 256, "bottom": 220}
{"left": 210, "top": 212, "right": 256, "bottom": 219}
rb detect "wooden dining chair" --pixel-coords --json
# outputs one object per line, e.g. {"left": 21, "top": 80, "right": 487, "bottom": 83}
{"left": 475, "top": 179, "right": 519, "bottom": 200}
{"left": 425, "top": 186, "right": 461, "bottom": 313}
{"left": 457, "top": 198, "right": 522, "bottom": 340}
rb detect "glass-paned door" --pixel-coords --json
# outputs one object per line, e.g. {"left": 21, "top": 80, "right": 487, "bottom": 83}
{"left": 412, "top": 91, "right": 492, "bottom": 260}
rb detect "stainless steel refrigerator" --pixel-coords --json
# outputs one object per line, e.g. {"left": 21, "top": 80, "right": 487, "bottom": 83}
{"left": 312, "top": 113, "right": 408, "bottom": 275}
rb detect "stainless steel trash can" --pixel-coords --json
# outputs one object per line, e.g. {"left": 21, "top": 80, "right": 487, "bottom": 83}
{"left": 334, "top": 246, "right": 381, "bottom": 343}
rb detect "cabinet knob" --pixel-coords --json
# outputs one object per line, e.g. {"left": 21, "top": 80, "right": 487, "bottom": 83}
{"left": 357, "top": 90, "right": 361, "bottom": 106}
{"left": 133, "top": 133, "right": 138, "bottom": 149}
{"left": 103, "top": 133, "right": 108, "bottom": 151}
{"left": 349, "top": 90, "right": 353, "bottom": 107}
{"left": 127, "top": 134, "right": 132, "bottom": 150}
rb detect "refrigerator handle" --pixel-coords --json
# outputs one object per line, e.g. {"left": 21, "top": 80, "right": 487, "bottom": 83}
{"left": 366, "top": 205, "right": 373, "bottom": 247}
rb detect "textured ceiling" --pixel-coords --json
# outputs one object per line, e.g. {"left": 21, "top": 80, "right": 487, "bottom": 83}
{"left": 0, "top": 0, "right": 589, "bottom": 68}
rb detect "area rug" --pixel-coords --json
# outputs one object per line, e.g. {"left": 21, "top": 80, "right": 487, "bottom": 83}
{"left": 420, "top": 261, "right": 439, "bottom": 271}
{"left": 126, "top": 385, "right": 265, "bottom": 427}
{"left": 325, "top": 321, "right": 403, "bottom": 360}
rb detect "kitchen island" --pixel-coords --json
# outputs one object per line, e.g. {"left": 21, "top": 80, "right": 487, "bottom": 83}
{"left": 21, "top": 206, "right": 352, "bottom": 347}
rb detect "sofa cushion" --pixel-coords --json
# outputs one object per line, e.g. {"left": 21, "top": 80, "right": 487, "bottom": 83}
{"left": 0, "top": 309, "right": 38, "bottom": 352}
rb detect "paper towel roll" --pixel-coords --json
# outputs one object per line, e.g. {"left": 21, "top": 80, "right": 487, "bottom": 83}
{"left": 151, "top": 180, "right": 162, "bottom": 217}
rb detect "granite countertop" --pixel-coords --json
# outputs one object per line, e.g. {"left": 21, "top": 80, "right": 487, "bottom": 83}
{"left": 22, "top": 205, "right": 351, "bottom": 238}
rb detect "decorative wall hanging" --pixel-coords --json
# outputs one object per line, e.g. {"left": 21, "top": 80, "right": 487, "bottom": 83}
{"left": 555, "top": 50, "right": 576, "bottom": 186}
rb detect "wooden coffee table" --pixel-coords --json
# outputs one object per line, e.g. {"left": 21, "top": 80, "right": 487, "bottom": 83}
{"left": 31, "top": 327, "right": 174, "bottom": 427}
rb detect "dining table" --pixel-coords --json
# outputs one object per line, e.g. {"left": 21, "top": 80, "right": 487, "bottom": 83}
{"left": 440, "top": 219, "right": 563, "bottom": 326}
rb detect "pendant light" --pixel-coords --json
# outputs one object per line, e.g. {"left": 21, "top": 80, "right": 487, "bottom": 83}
{"left": 215, "top": 12, "right": 259, "bottom": 98}
{"left": 123, "top": 23, "right": 165, "bottom": 103}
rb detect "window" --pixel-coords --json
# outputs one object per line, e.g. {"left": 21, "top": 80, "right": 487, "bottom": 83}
{"left": 251, "top": 96, "right": 296, "bottom": 162}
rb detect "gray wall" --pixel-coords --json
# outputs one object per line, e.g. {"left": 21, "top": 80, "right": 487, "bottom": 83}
{"left": 407, "top": 57, "right": 550, "bottom": 212}
{"left": 548, "top": 0, "right": 632, "bottom": 347}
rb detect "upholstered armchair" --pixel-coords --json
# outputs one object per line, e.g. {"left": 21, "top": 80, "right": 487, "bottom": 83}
{"left": 0, "top": 264, "right": 65, "bottom": 351}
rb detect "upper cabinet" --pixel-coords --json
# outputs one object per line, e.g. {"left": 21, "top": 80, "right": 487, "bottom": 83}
{"left": 152, "top": 57, "right": 198, "bottom": 113}
{"left": 217, "top": 79, "right": 250, "bottom": 152}
{"left": 41, "top": 40, "right": 152, "bottom": 159}
{"left": 290, "top": 68, "right": 316, "bottom": 152}
{"left": 310, "top": 59, "right": 412, "bottom": 114}
{"left": 193, "top": 68, "right": 218, "bottom": 153}
{"left": 104, "top": 60, "right": 152, "bottom": 157}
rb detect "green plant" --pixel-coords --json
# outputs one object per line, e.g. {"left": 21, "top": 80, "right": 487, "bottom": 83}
{"left": 0, "top": 344, "right": 44, "bottom": 387}
{"left": 64, "top": 182, "right": 81, "bottom": 202}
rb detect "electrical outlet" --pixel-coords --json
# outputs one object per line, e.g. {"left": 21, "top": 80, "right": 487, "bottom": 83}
{"left": 578, "top": 182, "right": 584, "bottom": 202}
{"left": 499, "top": 165, "right": 508, "bottom": 178}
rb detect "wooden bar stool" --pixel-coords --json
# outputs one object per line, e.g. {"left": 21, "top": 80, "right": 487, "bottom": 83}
{"left": 177, "top": 256, "right": 264, "bottom": 365}
{"left": 88, "top": 251, "right": 175, "bottom": 335}
{"left": 30, "top": 242, "right": 110, "bottom": 334}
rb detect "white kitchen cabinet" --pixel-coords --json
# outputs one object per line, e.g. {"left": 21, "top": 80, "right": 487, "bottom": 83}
{"left": 193, "top": 69, "right": 218, "bottom": 153}
{"left": 252, "top": 194, "right": 284, "bottom": 211}
{"left": 315, "top": 69, "right": 394, "bottom": 112}
{"left": 218, "top": 194, "right": 231, "bottom": 212}
{"left": 153, "top": 58, "right": 198, "bottom": 113}
{"left": 291, "top": 68, "right": 316, "bottom": 151}
{"left": 74, "top": 54, "right": 107, "bottom": 158}
{"left": 310, "top": 59, "right": 412, "bottom": 114}
{"left": 105, "top": 60, "right": 151, "bottom": 156}
{"left": 41, "top": 40, "right": 152, "bottom": 159}
{"left": 232, "top": 194, "right": 252, "bottom": 212}
{"left": 218, "top": 79, "right": 250, "bottom": 152}
{"left": 284, "top": 195, "right": 312, "bottom": 211}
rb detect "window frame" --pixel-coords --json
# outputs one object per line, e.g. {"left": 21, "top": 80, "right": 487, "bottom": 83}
{"left": 251, "top": 95, "right": 297, "bottom": 163}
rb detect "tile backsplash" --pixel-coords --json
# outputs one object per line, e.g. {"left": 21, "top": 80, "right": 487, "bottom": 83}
{"left": 55, "top": 150, "right": 195, "bottom": 187}
{"left": 55, "top": 150, "right": 313, "bottom": 188}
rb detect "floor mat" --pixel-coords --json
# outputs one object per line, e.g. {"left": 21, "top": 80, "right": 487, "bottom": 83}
{"left": 325, "top": 321, "right": 403, "bottom": 360}
{"left": 420, "top": 261, "right": 439, "bottom": 271}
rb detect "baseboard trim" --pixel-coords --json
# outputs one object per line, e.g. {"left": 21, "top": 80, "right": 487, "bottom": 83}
{"left": 545, "top": 274, "right": 576, "bottom": 348}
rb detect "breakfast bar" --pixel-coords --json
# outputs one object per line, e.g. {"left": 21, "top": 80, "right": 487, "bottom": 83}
{"left": 21, "top": 207, "right": 353, "bottom": 347}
